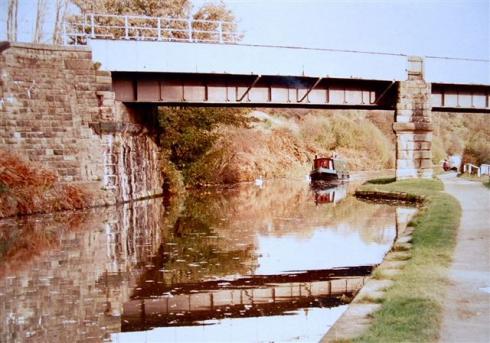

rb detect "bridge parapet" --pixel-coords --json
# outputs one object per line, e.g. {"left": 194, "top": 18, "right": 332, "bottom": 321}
{"left": 64, "top": 13, "right": 240, "bottom": 45}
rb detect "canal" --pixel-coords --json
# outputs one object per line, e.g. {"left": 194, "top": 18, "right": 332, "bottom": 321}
{"left": 0, "top": 179, "right": 415, "bottom": 342}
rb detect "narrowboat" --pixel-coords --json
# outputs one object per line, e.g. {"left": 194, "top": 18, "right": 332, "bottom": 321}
{"left": 310, "top": 155, "right": 350, "bottom": 183}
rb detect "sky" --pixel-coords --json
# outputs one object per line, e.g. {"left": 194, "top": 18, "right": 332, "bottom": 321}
{"left": 1, "top": 0, "right": 488, "bottom": 59}
{"left": 193, "top": 0, "right": 490, "bottom": 60}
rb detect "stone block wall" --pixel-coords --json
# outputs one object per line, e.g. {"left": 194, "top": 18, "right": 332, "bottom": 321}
{"left": 0, "top": 42, "right": 163, "bottom": 203}
{"left": 393, "top": 56, "right": 433, "bottom": 179}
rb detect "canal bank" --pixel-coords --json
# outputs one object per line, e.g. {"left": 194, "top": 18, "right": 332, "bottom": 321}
{"left": 323, "top": 176, "right": 462, "bottom": 342}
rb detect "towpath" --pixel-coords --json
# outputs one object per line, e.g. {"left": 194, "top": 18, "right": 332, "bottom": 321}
{"left": 439, "top": 173, "right": 490, "bottom": 342}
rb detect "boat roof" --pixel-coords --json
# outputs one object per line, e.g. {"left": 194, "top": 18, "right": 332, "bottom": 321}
{"left": 314, "top": 156, "right": 345, "bottom": 161}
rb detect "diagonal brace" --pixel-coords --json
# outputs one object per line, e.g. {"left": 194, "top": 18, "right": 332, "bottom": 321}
{"left": 298, "top": 77, "right": 323, "bottom": 103}
{"left": 374, "top": 81, "right": 396, "bottom": 105}
{"left": 237, "top": 75, "right": 261, "bottom": 102}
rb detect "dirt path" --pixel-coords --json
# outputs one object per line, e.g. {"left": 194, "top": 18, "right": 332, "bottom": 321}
{"left": 439, "top": 173, "right": 490, "bottom": 343}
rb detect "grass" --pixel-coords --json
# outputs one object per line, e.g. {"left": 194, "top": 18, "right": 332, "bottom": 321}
{"left": 352, "top": 177, "right": 461, "bottom": 343}
{"left": 365, "top": 177, "right": 396, "bottom": 185}
{"left": 458, "top": 173, "right": 490, "bottom": 189}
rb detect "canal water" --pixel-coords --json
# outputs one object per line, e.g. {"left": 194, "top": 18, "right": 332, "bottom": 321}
{"left": 0, "top": 179, "right": 415, "bottom": 343}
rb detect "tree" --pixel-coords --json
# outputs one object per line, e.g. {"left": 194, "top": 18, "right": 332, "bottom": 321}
{"left": 192, "top": 2, "right": 241, "bottom": 43}
{"left": 53, "top": 0, "right": 69, "bottom": 44}
{"left": 6, "top": 0, "right": 19, "bottom": 42}
{"left": 71, "top": 0, "right": 191, "bottom": 17}
{"left": 68, "top": 0, "right": 241, "bottom": 43}
{"left": 33, "top": 0, "right": 47, "bottom": 43}
{"left": 158, "top": 107, "right": 249, "bottom": 184}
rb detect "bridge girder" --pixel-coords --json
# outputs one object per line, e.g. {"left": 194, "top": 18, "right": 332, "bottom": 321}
{"left": 112, "top": 73, "right": 490, "bottom": 112}
{"left": 112, "top": 72, "right": 397, "bottom": 109}
{"left": 431, "top": 83, "right": 490, "bottom": 113}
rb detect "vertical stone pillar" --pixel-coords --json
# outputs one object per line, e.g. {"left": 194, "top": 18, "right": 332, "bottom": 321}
{"left": 393, "top": 56, "right": 433, "bottom": 179}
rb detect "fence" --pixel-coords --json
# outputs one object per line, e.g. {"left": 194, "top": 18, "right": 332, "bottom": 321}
{"left": 479, "top": 164, "right": 490, "bottom": 176}
{"left": 463, "top": 163, "right": 490, "bottom": 177}
{"left": 63, "top": 13, "right": 241, "bottom": 45}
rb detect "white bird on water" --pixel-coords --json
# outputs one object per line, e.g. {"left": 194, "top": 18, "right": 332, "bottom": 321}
{"left": 255, "top": 176, "right": 264, "bottom": 187}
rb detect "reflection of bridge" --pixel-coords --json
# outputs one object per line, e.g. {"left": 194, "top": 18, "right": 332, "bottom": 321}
{"left": 121, "top": 267, "right": 371, "bottom": 331}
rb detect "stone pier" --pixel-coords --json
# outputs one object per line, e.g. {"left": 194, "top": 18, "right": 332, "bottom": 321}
{"left": 393, "top": 56, "right": 433, "bottom": 179}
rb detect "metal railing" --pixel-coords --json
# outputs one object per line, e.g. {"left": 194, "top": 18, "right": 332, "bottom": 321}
{"left": 63, "top": 13, "right": 241, "bottom": 45}
{"left": 463, "top": 163, "right": 490, "bottom": 177}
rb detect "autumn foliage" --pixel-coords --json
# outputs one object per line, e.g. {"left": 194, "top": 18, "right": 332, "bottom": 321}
{"left": 0, "top": 150, "right": 90, "bottom": 218}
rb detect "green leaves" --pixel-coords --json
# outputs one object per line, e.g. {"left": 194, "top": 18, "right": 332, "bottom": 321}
{"left": 158, "top": 107, "right": 248, "bottom": 185}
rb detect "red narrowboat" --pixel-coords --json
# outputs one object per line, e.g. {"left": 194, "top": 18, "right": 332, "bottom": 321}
{"left": 310, "top": 156, "right": 350, "bottom": 182}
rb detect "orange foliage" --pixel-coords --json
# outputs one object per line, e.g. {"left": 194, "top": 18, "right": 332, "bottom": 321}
{"left": 0, "top": 150, "right": 91, "bottom": 218}
{"left": 0, "top": 212, "right": 90, "bottom": 278}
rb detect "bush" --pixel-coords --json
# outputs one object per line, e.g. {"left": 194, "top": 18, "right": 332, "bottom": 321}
{"left": 0, "top": 150, "right": 90, "bottom": 218}
{"left": 299, "top": 112, "right": 394, "bottom": 170}
{"left": 158, "top": 108, "right": 396, "bottom": 186}
{"left": 158, "top": 107, "right": 249, "bottom": 185}
{"left": 463, "top": 131, "right": 490, "bottom": 165}
{"left": 431, "top": 136, "right": 446, "bottom": 164}
{"left": 432, "top": 112, "right": 490, "bottom": 165}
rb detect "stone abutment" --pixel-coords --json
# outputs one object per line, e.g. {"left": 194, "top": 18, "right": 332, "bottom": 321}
{"left": 0, "top": 42, "right": 163, "bottom": 204}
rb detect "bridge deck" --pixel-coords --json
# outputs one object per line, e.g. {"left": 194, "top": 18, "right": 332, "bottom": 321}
{"left": 88, "top": 39, "right": 490, "bottom": 111}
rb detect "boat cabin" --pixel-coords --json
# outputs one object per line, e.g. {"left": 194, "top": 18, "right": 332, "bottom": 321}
{"left": 313, "top": 157, "right": 348, "bottom": 172}
{"left": 314, "top": 157, "right": 334, "bottom": 170}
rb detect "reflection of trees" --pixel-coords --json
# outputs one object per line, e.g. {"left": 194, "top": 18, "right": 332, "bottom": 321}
{"left": 0, "top": 212, "right": 91, "bottom": 278}
{"left": 178, "top": 181, "right": 397, "bottom": 245}
{"left": 130, "top": 180, "right": 397, "bottom": 298}
{"left": 136, "top": 199, "right": 256, "bottom": 291}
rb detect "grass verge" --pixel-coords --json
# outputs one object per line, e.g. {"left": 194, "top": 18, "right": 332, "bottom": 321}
{"left": 352, "top": 178, "right": 461, "bottom": 343}
{"left": 457, "top": 173, "right": 490, "bottom": 189}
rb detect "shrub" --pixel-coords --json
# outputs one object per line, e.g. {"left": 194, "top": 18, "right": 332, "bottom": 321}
{"left": 432, "top": 112, "right": 490, "bottom": 165}
{"left": 158, "top": 107, "right": 249, "bottom": 185}
{"left": 0, "top": 150, "right": 90, "bottom": 218}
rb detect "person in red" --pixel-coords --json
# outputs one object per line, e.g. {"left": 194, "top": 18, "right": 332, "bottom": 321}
{"left": 443, "top": 159, "right": 450, "bottom": 171}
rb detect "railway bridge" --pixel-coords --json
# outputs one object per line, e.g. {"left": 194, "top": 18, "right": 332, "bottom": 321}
{"left": 89, "top": 37, "right": 490, "bottom": 182}
{"left": 1, "top": 13, "right": 489, "bottom": 202}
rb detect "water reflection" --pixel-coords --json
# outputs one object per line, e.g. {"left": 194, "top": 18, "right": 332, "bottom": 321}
{"left": 123, "top": 267, "right": 370, "bottom": 331}
{"left": 312, "top": 182, "right": 348, "bottom": 205}
{"left": 0, "top": 180, "right": 414, "bottom": 342}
